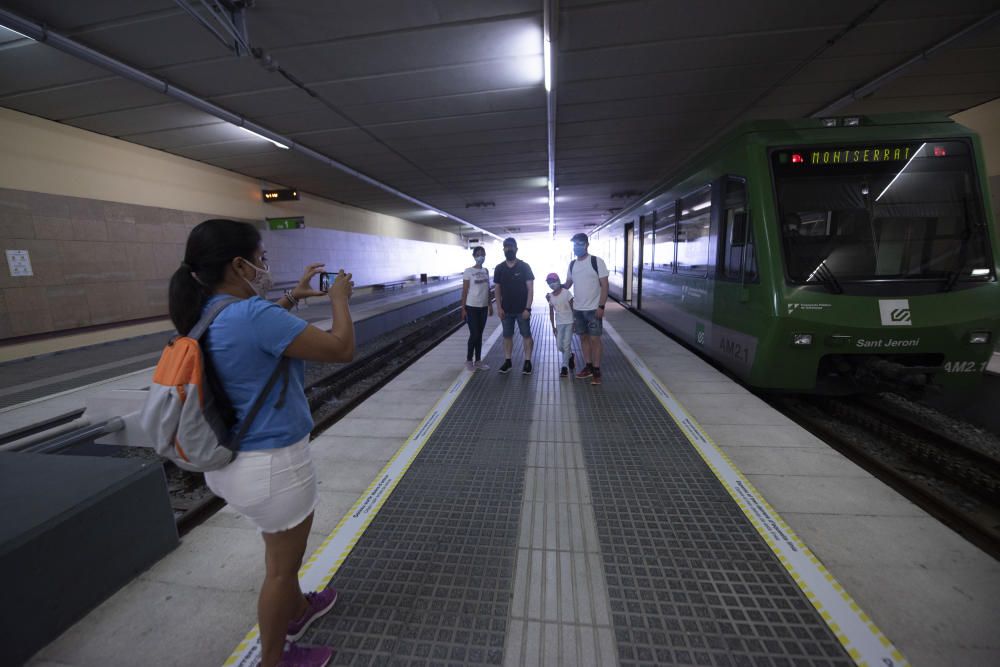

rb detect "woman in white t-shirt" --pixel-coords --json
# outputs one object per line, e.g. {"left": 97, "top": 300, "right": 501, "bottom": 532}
{"left": 460, "top": 246, "right": 493, "bottom": 370}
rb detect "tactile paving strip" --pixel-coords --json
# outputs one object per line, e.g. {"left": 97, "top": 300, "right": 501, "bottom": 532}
{"left": 576, "top": 339, "right": 853, "bottom": 667}
{"left": 305, "top": 337, "right": 532, "bottom": 665}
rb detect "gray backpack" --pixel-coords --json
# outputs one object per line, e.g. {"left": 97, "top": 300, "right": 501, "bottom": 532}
{"left": 139, "top": 297, "right": 289, "bottom": 472}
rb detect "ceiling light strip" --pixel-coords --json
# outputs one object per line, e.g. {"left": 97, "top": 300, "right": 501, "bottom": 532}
{"left": 544, "top": 0, "right": 559, "bottom": 238}
{"left": 0, "top": 7, "right": 499, "bottom": 241}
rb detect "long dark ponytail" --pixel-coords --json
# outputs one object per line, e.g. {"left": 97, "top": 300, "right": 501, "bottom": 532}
{"left": 169, "top": 219, "right": 261, "bottom": 335}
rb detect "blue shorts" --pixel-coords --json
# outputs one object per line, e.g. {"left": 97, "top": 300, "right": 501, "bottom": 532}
{"left": 502, "top": 313, "right": 532, "bottom": 338}
{"left": 573, "top": 309, "right": 603, "bottom": 336}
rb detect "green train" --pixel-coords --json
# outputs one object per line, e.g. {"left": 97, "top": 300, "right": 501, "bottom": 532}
{"left": 592, "top": 114, "right": 998, "bottom": 393}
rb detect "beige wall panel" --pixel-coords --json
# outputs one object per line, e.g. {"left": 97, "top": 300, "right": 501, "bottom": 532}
{"left": 0, "top": 107, "right": 460, "bottom": 245}
{"left": 0, "top": 108, "right": 470, "bottom": 338}
{"left": 953, "top": 97, "right": 1000, "bottom": 177}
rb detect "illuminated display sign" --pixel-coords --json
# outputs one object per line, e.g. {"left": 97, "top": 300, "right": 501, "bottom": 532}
{"left": 262, "top": 188, "right": 299, "bottom": 202}
{"left": 774, "top": 143, "right": 922, "bottom": 171}
{"left": 808, "top": 146, "right": 912, "bottom": 164}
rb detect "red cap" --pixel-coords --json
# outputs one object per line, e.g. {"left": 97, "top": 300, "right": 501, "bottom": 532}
{"left": 546, "top": 272, "right": 560, "bottom": 283}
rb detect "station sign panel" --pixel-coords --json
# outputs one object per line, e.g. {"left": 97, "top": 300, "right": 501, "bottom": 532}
{"left": 266, "top": 216, "right": 305, "bottom": 230}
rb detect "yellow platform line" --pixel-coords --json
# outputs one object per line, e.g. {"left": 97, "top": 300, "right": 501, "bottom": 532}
{"left": 604, "top": 320, "right": 909, "bottom": 667}
{"left": 223, "top": 324, "right": 504, "bottom": 667}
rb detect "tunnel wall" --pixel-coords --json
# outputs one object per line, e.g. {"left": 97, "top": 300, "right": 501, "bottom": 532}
{"left": 0, "top": 108, "right": 468, "bottom": 339}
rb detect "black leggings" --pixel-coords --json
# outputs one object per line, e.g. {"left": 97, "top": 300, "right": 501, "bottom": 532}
{"left": 465, "top": 306, "right": 488, "bottom": 361}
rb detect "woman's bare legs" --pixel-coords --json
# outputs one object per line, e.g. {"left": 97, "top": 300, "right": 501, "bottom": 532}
{"left": 258, "top": 512, "right": 314, "bottom": 667}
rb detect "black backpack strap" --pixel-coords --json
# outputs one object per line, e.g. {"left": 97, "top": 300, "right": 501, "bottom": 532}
{"left": 228, "top": 357, "right": 291, "bottom": 450}
{"left": 189, "top": 296, "right": 241, "bottom": 339}
{"left": 568, "top": 260, "right": 575, "bottom": 282}
{"left": 591, "top": 255, "right": 598, "bottom": 273}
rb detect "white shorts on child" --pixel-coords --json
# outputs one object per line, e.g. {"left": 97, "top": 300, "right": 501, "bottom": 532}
{"left": 204, "top": 436, "right": 317, "bottom": 533}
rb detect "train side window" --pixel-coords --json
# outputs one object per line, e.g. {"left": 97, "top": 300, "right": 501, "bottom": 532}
{"left": 643, "top": 212, "right": 655, "bottom": 270}
{"left": 720, "top": 178, "right": 758, "bottom": 282}
{"left": 677, "top": 186, "right": 712, "bottom": 275}
{"left": 653, "top": 204, "right": 676, "bottom": 272}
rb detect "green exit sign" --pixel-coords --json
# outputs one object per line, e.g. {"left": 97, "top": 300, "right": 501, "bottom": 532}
{"left": 267, "top": 216, "right": 305, "bottom": 230}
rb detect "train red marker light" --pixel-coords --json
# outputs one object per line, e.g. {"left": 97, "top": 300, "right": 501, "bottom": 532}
{"left": 933, "top": 146, "right": 947, "bottom": 157}
{"left": 791, "top": 153, "right": 804, "bottom": 164}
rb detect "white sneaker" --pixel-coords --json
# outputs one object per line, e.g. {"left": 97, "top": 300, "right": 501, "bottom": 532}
{"left": 474, "top": 361, "right": 491, "bottom": 371}
{"left": 465, "top": 360, "right": 475, "bottom": 371}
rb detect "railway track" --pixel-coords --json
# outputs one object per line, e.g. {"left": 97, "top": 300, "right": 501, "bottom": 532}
{"left": 774, "top": 393, "right": 1000, "bottom": 559}
{"left": 3, "top": 301, "right": 465, "bottom": 533}
{"left": 306, "top": 303, "right": 464, "bottom": 437}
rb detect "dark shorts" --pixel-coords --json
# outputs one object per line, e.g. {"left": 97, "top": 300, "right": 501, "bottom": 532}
{"left": 573, "top": 309, "right": 603, "bottom": 336}
{"left": 502, "top": 313, "right": 532, "bottom": 338}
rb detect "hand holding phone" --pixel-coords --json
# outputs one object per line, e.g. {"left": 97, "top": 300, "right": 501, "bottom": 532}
{"left": 325, "top": 269, "right": 353, "bottom": 303}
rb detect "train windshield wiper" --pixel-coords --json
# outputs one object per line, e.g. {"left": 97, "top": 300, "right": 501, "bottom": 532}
{"left": 806, "top": 260, "right": 843, "bottom": 294}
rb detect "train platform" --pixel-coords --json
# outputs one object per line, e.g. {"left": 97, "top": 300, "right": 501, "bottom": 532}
{"left": 0, "top": 278, "right": 461, "bottom": 421}
{"left": 21, "top": 304, "right": 1000, "bottom": 667}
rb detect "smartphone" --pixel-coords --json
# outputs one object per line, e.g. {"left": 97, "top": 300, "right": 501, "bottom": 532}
{"left": 319, "top": 272, "right": 334, "bottom": 292}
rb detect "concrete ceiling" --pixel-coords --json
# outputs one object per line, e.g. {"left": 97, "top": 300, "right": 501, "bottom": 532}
{"left": 0, "top": 0, "right": 998, "bottom": 239}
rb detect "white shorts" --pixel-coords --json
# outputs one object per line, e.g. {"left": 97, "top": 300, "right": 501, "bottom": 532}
{"left": 204, "top": 437, "right": 318, "bottom": 533}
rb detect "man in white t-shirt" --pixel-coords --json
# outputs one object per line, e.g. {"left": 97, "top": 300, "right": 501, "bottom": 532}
{"left": 563, "top": 232, "right": 609, "bottom": 385}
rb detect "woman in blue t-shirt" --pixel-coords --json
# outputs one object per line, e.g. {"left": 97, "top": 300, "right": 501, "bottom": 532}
{"left": 169, "top": 219, "right": 354, "bottom": 667}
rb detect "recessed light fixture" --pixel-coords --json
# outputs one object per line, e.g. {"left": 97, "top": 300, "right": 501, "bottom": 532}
{"left": 238, "top": 126, "right": 289, "bottom": 149}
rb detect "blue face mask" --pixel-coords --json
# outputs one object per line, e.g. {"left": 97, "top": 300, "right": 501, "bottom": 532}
{"left": 548, "top": 282, "right": 560, "bottom": 290}
{"left": 474, "top": 255, "right": 485, "bottom": 265}
{"left": 573, "top": 243, "right": 587, "bottom": 258}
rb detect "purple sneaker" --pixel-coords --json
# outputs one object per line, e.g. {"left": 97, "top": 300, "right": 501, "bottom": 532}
{"left": 286, "top": 588, "right": 338, "bottom": 641}
{"left": 277, "top": 644, "right": 333, "bottom": 667}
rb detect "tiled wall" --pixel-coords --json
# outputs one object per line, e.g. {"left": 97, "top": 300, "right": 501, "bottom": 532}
{"left": 0, "top": 188, "right": 467, "bottom": 339}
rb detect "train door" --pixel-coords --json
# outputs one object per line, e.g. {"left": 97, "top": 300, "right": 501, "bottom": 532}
{"left": 713, "top": 176, "right": 761, "bottom": 378}
{"left": 633, "top": 216, "right": 645, "bottom": 309}
{"left": 623, "top": 221, "right": 635, "bottom": 304}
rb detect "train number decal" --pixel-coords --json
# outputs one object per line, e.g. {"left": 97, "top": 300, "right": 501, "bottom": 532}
{"left": 719, "top": 337, "right": 751, "bottom": 365}
{"left": 943, "top": 361, "right": 988, "bottom": 373}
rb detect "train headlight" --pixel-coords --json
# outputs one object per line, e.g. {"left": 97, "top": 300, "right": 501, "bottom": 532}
{"left": 792, "top": 333, "right": 813, "bottom": 346}
{"left": 968, "top": 331, "right": 991, "bottom": 345}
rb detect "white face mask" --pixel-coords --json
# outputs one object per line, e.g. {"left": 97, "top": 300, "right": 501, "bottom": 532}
{"left": 240, "top": 259, "right": 273, "bottom": 298}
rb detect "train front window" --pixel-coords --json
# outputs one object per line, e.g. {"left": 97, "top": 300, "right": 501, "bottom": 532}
{"left": 772, "top": 140, "right": 993, "bottom": 287}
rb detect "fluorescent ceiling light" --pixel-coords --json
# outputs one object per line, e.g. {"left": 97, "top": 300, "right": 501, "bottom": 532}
{"left": 543, "top": 39, "right": 552, "bottom": 92}
{"left": 238, "top": 126, "right": 289, "bottom": 149}
{"left": 877, "top": 142, "right": 925, "bottom": 201}
{"left": 0, "top": 25, "right": 34, "bottom": 41}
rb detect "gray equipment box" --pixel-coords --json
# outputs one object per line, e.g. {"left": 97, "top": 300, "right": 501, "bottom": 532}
{"left": 0, "top": 452, "right": 178, "bottom": 666}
